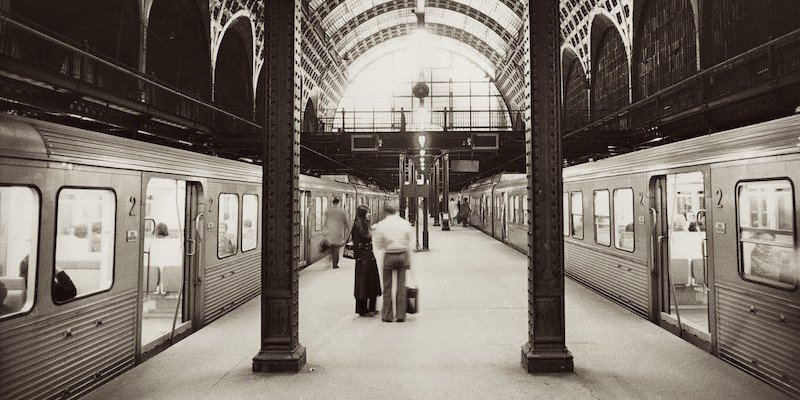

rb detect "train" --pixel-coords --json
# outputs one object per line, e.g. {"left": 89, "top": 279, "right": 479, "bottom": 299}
{"left": 0, "top": 114, "right": 395, "bottom": 400}
{"left": 458, "top": 114, "right": 800, "bottom": 398}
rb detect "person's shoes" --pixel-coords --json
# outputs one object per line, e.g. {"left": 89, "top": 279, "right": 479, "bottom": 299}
{"left": 396, "top": 318, "right": 405, "bottom": 322}
{"left": 332, "top": 265, "right": 339, "bottom": 269}
{"left": 359, "top": 312, "right": 373, "bottom": 317}
{"left": 382, "top": 318, "right": 393, "bottom": 322}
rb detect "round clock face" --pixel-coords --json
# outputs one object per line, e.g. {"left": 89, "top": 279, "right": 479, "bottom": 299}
{"left": 412, "top": 81, "right": 430, "bottom": 99}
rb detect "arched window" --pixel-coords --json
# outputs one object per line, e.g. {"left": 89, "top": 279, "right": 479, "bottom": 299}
{"left": 703, "top": 0, "right": 800, "bottom": 67}
{"left": 147, "top": 0, "right": 212, "bottom": 117}
{"left": 214, "top": 18, "right": 254, "bottom": 120}
{"left": 563, "top": 57, "right": 588, "bottom": 132}
{"left": 634, "top": 0, "right": 697, "bottom": 100}
{"left": 592, "top": 26, "right": 630, "bottom": 117}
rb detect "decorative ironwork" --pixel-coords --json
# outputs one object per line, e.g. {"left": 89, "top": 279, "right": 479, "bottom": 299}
{"left": 592, "top": 23, "right": 630, "bottom": 117}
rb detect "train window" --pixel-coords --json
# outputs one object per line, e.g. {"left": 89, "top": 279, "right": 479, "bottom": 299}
{"left": 242, "top": 194, "right": 258, "bottom": 252}
{"left": 570, "top": 192, "right": 584, "bottom": 239}
{"left": 563, "top": 192, "right": 570, "bottom": 236}
{"left": 322, "top": 197, "right": 329, "bottom": 225}
{"left": 217, "top": 193, "right": 239, "bottom": 258}
{"left": 523, "top": 195, "right": 529, "bottom": 226}
{"left": 736, "top": 180, "right": 797, "bottom": 290}
{"left": 614, "top": 188, "right": 635, "bottom": 252}
{"left": 315, "top": 197, "right": 323, "bottom": 231}
{"left": 0, "top": 186, "right": 39, "bottom": 319}
{"left": 594, "top": 190, "right": 611, "bottom": 246}
{"left": 54, "top": 188, "right": 115, "bottom": 303}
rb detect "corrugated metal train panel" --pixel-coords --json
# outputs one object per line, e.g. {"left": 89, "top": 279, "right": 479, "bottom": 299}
{"left": 204, "top": 254, "right": 261, "bottom": 322}
{"left": 716, "top": 284, "right": 800, "bottom": 398}
{"left": 0, "top": 290, "right": 137, "bottom": 400}
{"left": 565, "top": 242, "right": 649, "bottom": 317}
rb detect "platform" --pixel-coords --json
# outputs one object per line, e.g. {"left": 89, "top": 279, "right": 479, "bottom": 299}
{"left": 85, "top": 227, "right": 790, "bottom": 400}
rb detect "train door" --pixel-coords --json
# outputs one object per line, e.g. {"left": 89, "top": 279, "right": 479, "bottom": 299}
{"left": 299, "top": 190, "right": 310, "bottom": 267}
{"left": 139, "top": 177, "right": 202, "bottom": 355}
{"left": 502, "top": 192, "right": 509, "bottom": 240}
{"left": 650, "top": 170, "right": 712, "bottom": 351}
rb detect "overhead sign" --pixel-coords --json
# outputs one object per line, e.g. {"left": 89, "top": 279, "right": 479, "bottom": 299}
{"left": 450, "top": 160, "right": 479, "bottom": 172}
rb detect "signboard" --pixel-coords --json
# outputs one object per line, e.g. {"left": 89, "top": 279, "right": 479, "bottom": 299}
{"left": 450, "top": 160, "right": 480, "bottom": 173}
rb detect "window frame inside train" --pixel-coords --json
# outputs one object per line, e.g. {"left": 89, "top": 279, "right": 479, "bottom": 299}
{"left": 593, "top": 189, "right": 611, "bottom": 246}
{"left": 570, "top": 191, "right": 584, "bottom": 239}
{"left": 52, "top": 186, "right": 117, "bottom": 305}
{"left": 241, "top": 194, "right": 258, "bottom": 253}
{"left": 217, "top": 193, "right": 239, "bottom": 259}
{"left": 735, "top": 178, "right": 798, "bottom": 291}
{"left": 614, "top": 188, "right": 635, "bottom": 253}
{"left": 0, "top": 184, "right": 41, "bottom": 320}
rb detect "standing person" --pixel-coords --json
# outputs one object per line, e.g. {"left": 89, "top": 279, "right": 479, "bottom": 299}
{"left": 351, "top": 205, "right": 382, "bottom": 316}
{"left": 448, "top": 197, "right": 459, "bottom": 226}
{"left": 324, "top": 197, "right": 349, "bottom": 269}
{"left": 456, "top": 199, "right": 462, "bottom": 224}
{"left": 372, "top": 203, "right": 413, "bottom": 322}
{"left": 460, "top": 197, "right": 471, "bottom": 227}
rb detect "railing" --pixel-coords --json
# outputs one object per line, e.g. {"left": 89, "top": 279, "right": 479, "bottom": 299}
{"left": 564, "top": 28, "right": 800, "bottom": 138}
{"left": 316, "top": 108, "right": 516, "bottom": 133}
{"left": 0, "top": 11, "right": 259, "bottom": 133}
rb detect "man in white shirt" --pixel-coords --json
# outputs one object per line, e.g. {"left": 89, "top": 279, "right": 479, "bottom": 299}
{"left": 372, "top": 202, "right": 413, "bottom": 322}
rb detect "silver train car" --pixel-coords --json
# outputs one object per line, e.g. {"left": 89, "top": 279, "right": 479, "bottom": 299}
{"left": 0, "top": 114, "right": 395, "bottom": 399}
{"left": 459, "top": 114, "right": 800, "bottom": 397}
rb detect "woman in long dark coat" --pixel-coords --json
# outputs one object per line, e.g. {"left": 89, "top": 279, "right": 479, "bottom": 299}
{"left": 351, "top": 205, "right": 382, "bottom": 316}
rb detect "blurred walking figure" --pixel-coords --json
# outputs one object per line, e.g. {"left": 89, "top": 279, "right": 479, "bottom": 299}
{"left": 459, "top": 197, "right": 471, "bottom": 227}
{"left": 373, "top": 202, "right": 413, "bottom": 322}
{"left": 324, "top": 197, "right": 349, "bottom": 269}
{"left": 351, "top": 205, "right": 382, "bottom": 316}
{"left": 448, "top": 197, "right": 459, "bottom": 227}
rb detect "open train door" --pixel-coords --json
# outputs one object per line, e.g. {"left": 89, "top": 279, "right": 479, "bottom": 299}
{"left": 138, "top": 177, "right": 203, "bottom": 358}
{"left": 650, "top": 170, "right": 713, "bottom": 353}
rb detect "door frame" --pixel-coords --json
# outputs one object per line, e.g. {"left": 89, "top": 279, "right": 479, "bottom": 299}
{"left": 136, "top": 174, "right": 205, "bottom": 359}
{"left": 648, "top": 165, "right": 716, "bottom": 353}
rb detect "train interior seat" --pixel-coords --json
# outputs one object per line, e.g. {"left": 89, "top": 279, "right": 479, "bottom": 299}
{"left": 691, "top": 259, "right": 705, "bottom": 286}
{"left": 159, "top": 265, "right": 182, "bottom": 295}
{"left": 669, "top": 259, "right": 691, "bottom": 286}
{"left": 145, "top": 266, "right": 160, "bottom": 294}
{"left": 0, "top": 276, "right": 26, "bottom": 311}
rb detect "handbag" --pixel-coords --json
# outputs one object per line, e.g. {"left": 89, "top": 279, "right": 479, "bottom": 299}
{"left": 405, "top": 267, "right": 418, "bottom": 314}
{"left": 342, "top": 231, "right": 355, "bottom": 259}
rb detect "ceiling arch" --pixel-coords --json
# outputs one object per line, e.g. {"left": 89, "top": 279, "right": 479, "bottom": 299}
{"left": 342, "top": 23, "right": 503, "bottom": 69}
{"left": 325, "top": 0, "right": 519, "bottom": 47}
{"left": 310, "top": 0, "right": 525, "bottom": 25}
{"left": 347, "top": 35, "right": 496, "bottom": 79}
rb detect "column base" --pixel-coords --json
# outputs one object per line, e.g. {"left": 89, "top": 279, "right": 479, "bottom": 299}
{"left": 253, "top": 345, "right": 306, "bottom": 373}
{"left": 521, "top": 343, "right": 573, "bottom": 373}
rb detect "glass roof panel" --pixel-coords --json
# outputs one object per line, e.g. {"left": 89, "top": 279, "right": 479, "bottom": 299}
{"left": 347, "top": 34, "right": 496, "bottom": 78}
{"left": 336, "top": 10, "right": 417, "bottom": 56}
{"left": 441, "top": 0, "right": 521, "bottom": 34}
{"left": 425, "top": 8, "right": 508, "bottom": 55}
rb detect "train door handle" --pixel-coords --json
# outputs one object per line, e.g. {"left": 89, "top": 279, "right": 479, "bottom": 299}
{"left": 186, "top": 239, "right": 196, "bottom": 256}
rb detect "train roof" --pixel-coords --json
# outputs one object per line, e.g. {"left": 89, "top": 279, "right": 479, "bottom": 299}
{"left": 563, "top": 113, "right": 800, "bottom": 182}
{"left": 0, "top": 114, "right": 263, "bottom": 183}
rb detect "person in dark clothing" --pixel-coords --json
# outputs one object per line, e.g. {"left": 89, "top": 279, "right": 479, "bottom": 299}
{"left": 351, "top": 205, "right": 382, "bottom": 316}
{"left": 53, "top": 269, "right": 77, "bottom": 302}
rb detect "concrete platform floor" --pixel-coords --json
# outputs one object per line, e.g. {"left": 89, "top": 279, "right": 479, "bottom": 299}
{"left": 86, "top": 227, "right": 790, "bottom": 400}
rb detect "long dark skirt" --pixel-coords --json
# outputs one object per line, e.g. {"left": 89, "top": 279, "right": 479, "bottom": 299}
{"left": 354, "top": 253, "right": 382, "bottom": 303}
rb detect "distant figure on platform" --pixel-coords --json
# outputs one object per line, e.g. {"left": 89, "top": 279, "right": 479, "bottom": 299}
{"left": 460, "top": 197, "right": 471, "bottom": 227}
{"left": 324, "top": 197, "right": 349, "bottom": 269}
{"left": 448, "top": 197, "right": 459, "bottom": 227}
{"left": 155, "top": 222, "right": 169, "bottom": 237}
{"left": 351, "top": 205, "right": 382, "bottom": 316}
{"left": 373, "top": 202, "right": 413, "bottom": 322}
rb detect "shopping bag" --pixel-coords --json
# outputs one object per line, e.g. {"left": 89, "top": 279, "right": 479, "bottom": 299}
{"left": 405, "top": 286, "right": 418, "bottom": 314}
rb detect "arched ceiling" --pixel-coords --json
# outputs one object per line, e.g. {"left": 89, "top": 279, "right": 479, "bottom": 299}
{"left": 308, "top": 0, "right": 526, "bottom": 73}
